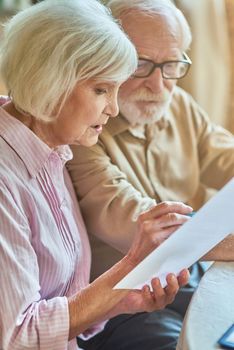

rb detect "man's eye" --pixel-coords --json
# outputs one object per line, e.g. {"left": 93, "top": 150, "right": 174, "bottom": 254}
{"left": 95, "top": 88, "right": 107, "bottom": 95}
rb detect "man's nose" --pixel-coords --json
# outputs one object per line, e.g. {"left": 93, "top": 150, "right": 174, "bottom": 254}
{"left": 144, "top": 67, "right": 164, "bottom": 93}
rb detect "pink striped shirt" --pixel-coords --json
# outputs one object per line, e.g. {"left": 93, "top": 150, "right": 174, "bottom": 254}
{"left": 0, "top": 107, "right": 104, "bottom": 349}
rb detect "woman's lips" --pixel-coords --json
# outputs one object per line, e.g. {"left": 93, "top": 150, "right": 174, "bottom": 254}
{"left": 91, "top": 125, "right": 103, "bottom": 133}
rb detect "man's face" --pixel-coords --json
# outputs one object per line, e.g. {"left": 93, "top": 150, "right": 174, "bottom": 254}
{"left": 118, "top": 11, "right": 182, "bottom": 125}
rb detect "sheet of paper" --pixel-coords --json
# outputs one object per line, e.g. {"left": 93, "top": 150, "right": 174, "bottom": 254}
{"left": 114, "top": 178, "right": 234, "bottom": 290}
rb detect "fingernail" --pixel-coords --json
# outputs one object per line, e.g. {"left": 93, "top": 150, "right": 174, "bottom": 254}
{"left": 152, "top": 277, "right": 160, "bottom": 286}
{"left": 181, "top": 269, "right": 189, "bottom": 278}
{"left": 186, "top": 205, "right": 193, "bottom": 210}
{"left": 170, "top": 274, "right": 176, "bottom": 282}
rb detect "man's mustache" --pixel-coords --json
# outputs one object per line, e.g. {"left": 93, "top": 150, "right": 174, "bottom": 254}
{"left": 129, "top": 88, "right": 171, "bottom": 103}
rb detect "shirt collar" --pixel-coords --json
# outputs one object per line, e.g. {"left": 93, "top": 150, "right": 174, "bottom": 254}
{"left": 0, "top": 108, "right": 72, "bottom": 178}
{"left": 105, "top": 112, "right": 171, "bottom": 139}
{"left": 105, "top": 114, "right": 130, "bottom": 136}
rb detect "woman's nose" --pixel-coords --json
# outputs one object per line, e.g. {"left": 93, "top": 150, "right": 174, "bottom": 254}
{"left": 106, "top": 94, "right": 120, "bottom": 118}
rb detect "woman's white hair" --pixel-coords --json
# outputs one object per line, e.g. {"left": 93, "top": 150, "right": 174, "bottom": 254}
{"left": 105, "top": 0, "right": 192, "bottom": 51}
{"left": 0, "top": 0, "right": 137, "bottom": 121}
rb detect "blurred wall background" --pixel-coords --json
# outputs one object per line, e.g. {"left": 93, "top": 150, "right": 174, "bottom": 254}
{"left": 175, "top": 0, "right": 234, "bottom": 133}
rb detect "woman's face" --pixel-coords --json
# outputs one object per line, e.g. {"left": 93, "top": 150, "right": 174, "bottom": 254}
{"left": 48, "top": 79, "right": 121, "bottom": 147}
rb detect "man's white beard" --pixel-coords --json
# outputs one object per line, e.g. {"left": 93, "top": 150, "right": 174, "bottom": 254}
{"left": 118, "top": 87, "right": 173, "bottom": 126}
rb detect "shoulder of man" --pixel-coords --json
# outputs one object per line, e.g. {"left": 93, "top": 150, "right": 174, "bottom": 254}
{"left": 170, "top": 86, "right": 209, "bottom": 122}
{"left": 171, "top": 86, "right": 198, "bottom": 108}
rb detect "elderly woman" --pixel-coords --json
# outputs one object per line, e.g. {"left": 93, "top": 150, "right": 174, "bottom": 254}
{"left": 0, "top": 0, "right": 192, "bottom": 349}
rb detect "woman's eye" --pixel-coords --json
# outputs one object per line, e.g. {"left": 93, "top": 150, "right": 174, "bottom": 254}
{"left": 95, "top": 88, "right": 107, "bottom": 95}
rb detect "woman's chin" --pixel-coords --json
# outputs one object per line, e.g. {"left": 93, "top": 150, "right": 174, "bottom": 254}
{"left": 78, "top": 135, "right": 99, "bottom": 147}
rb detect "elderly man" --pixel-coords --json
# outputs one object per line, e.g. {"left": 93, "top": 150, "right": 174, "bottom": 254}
{"left": 68, "top": 1, "right": 234, "bottom": 349}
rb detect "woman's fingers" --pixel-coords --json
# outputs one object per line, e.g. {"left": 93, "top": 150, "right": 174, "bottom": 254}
{"left": 133, "top": 270, "right": 190, "bottom": 313}
{"left": 138, "top": 221, "right": 187, "bottom": 252}
{"left": 142, "top": 275, "right": 179, "bottom": 311}
{"left": 177, "top": 269, "right": 190, "bottom": 287}
{"left": 129, "top": 202, "right": 193, "bottom": 268}
{"left": 151, "top": 278, "right": 166, "bottom": 307}
{"left": 142, "top": 212, "right": 190, "bottom": 232}
{"left": 138, "top": 201, "right": 193, "bottom": 223}
{"left": 141, "top": 285, "right": 155, "bottom": 311}
{"left": 165, "top": 274, "right": 179, "bottom": 301}
{"left": 141, "top": 279, "right": 164, "bottom": 311}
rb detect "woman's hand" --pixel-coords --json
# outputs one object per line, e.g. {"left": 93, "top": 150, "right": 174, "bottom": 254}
{"left": 68, "top": 201, "right": 192, "bottom": 339}
{"left": 127, "top": 201, "right": 193, "bottom": 266}
{"left": 107, "top": 269, "right": 189, "bottom": 317}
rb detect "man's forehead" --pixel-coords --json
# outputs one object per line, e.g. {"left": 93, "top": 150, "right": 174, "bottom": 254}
{"left": 120, "top": 10, "right": 181, "bottom": 52}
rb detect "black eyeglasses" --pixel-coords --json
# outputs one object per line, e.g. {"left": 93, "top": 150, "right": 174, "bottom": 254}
{"left": 133, "top": 52, "right": 192, "bottom": 79}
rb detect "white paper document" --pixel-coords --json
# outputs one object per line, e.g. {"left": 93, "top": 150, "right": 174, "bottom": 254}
{"left": 114, "top": 178, "right": 234, "bottom": 290}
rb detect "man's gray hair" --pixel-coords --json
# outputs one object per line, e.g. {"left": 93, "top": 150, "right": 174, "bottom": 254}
{"left": 0, "top": 0, "right": 137, "bottom": 121}
{"left": 105, "top": 0, "right": 192, "bottom": 51}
